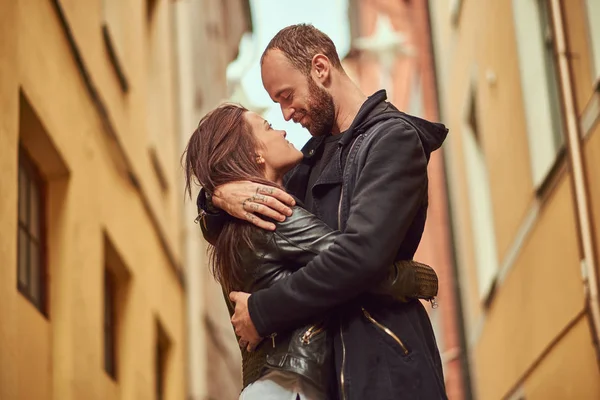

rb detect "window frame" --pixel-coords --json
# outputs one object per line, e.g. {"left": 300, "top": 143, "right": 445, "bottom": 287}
{"left": 462, "top": 79, "right": 500, "bottom": 304}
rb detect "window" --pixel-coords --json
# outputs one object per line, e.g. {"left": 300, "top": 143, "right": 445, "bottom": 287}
{"left": 463, "top": 85, "right": 499, "bottom": 302}
{"left": 146, "top": 0, "right": 172, "bottom": 195}
{"left": 102, "top": 235, "right": 131, "bottom": 382}
{"left": 17, "top": 148, "right": 46, "bottom": 313}
{"left": 512, "top": 0, "right": 565, "bottom": 188}
{"left": 102, "top": 0, "right": 128, "bottom": 91}
{"left": 155, "top": 322, "right": 171, "bottom": 400}
{"left": 450, "top": 0, "right": 464, "bottom": 26}
{"left": 104, "top": 270, "right": 117, "bottom": 380}
{"left": 585, "top": 0, "right": 600, "bottom": 83}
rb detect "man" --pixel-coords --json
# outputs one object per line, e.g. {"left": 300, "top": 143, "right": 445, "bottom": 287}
{"left": 198, "top": 24, "right": 448, "bottom": 399}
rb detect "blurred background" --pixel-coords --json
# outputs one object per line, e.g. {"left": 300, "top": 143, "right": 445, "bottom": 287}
{"left": 1, "top": 0, "right": 600, "bottom": 399}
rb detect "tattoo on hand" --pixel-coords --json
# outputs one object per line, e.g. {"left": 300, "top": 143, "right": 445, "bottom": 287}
{"left": 245, "top": 212, "right": 256, "bottom": 222}
{"left": 252, "top": 194, "right": 267, "bottom": 203}
{"left": 242, "top": 198, "right": 251, "bottom": 209}
{"left": 258, "top": 186, "right": 275, "bottom": 195}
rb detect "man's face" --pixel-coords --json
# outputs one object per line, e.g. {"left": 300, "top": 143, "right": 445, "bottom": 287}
{"left": 261, "top": 50, "right": 335, "bottom": 137}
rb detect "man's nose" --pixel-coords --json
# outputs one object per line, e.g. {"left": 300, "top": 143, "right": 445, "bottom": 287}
{"left": 282, "top": 131, "right": 287, "bottom": 138}
{"left": 281, "top": 106, "right": 294, "bottom": 122}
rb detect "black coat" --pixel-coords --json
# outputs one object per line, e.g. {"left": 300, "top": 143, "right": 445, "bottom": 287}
{"left": 228, "top": 204, "right": 431, "bottom": 394}
{"left": 247, "top": 90, "right": 449, "bottom": 399}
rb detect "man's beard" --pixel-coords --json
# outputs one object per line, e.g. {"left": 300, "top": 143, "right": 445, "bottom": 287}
{"left": 303, "top": 78, "right": 335, "bottom": 137}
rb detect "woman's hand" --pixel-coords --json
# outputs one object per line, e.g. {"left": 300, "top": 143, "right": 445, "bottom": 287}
{"left": 213, "top": 181, "right": 295, "bottom": 230}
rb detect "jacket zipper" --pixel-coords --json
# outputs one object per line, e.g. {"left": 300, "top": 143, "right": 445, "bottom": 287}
{"left": 337, "top": 139, "right": 357, "bottom": 400}
{"left": 337, "top": 186, "right": 343, "bottom": 229}
{"left": 340, "top": 325, "right": 347, "bottom": 400}
{"left": 337, "top": 139, "right": 359, "bottom": 230}
{"left": 361, "top": 307, "right": 409, "bottom": 355}
{"left": 300, "top": 324, "right": 325, "bottom": 344}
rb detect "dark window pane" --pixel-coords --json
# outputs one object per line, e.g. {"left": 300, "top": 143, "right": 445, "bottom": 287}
{"left": 17, "top": 149, "right": 46, "bottom": 315}
{"left": 18, "top": 165, "right": 28, "bottom": 225}
{"left": 18, "top": 228, "right": 29, "bottom": 288}
{"left": 104, "top": 329, "right": 115, "bottom": 378}
{"left": 29, "top": 181, "right": 40, "bottom": 240}
{"left": 104, "top": 272, "right": 117, "bottom": 379}
{"left": 156, "top": 344, "right": 163, "bottom": 400}
{"left": 30, "top": 242, "right": 41, "bottom": 307}
{"left": 104, "top": 276, "right": 108, "bottom": 336}
{"left": 156, "top": 332, "right": 168, "bottom": 400}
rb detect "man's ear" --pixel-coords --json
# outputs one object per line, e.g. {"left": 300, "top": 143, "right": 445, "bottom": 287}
{"left": 311, "top": 54, "right": 331, "bottom": 84}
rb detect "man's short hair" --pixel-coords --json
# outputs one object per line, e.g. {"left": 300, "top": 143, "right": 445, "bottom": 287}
{"left": 261, "top": 24, "right": 343, "bottom": 76}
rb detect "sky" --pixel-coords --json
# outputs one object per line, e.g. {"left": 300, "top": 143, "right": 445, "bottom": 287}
{"left": 227, "top": 0, "right": 351, "bottom": 149}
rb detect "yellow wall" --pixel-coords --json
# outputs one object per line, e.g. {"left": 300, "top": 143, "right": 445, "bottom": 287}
{"left": 474, "top": 175, "right": 584, "bottom": 399}
{"left": 430, "top": 0, "right": 600, "bottom": 398}
{"left": 525, "top": 315, "right": 600, "bottom": 400}
{"left": 1, "top": 0, "right": 185, "bottom": 399}
{"left": 0, "top": 0, "right": 20, "bottom": 396}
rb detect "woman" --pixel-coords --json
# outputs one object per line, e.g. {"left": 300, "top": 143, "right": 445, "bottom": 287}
{"left": 182, "top": 104, "right": 437, "bottom": 399}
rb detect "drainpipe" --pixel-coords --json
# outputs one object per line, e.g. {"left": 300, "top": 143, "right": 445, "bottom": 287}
{"left": 549, "top": 0, "right": 600, "bottom": 366}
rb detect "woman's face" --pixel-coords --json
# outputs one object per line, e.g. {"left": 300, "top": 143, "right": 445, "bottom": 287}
{"left": 244, "top": 111, "right": 303, "bottom": 182}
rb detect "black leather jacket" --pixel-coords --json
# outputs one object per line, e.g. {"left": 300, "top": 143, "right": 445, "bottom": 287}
{"left": 216, "top": 205, "right": 434, "bottom": 393}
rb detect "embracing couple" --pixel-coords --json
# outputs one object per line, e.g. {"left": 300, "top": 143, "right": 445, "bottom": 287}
{"left": 183, "top": 24, "right": 449, "bottom": 400}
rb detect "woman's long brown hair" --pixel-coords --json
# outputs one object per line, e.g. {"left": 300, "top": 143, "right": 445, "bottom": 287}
{"left": 182, "top": 104, "right": 283, "bottom": 293}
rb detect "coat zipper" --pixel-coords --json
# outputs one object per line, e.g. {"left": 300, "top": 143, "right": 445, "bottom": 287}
{"left": 340, "top": 324, "right": 347, "bottom": 400}
{"left": 337, "top": 139, "right": 359, "bottom": 230}
{"left": 361, "top": 307, "right": 409, "bottom": 355}
{"left": 300, "top": 324, "right": 325, "bottom": 344}
{"left": 337, "top": 139, "right": 357, "bottom": 400}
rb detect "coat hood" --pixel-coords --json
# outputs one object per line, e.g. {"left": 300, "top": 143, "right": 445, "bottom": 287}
{"left": 339, "top": 90, "right": 448, "bottom": 158}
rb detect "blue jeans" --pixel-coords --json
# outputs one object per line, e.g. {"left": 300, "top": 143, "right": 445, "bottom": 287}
{"left": 239, "top": 370, "right": 324, "bottom": 400}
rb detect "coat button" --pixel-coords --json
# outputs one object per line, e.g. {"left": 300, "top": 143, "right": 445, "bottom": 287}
{"left": 309, "top": 149, "right": 315, "bottom": 156}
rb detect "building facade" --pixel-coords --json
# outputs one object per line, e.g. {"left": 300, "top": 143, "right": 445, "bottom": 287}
{"left": 344, "top": 1, "right": 470, "bottom": 398}
{"left": 0, "top": 0, "right": 250, "bottom": 399}
{"left": 174, "top": 0, "right": 251, "bottom": 399}
{"left": 429, "top": 0, "right": 600, "bottom": 398}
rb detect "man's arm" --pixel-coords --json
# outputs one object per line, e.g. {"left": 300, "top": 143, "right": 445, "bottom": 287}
{"left": 195, "top": 183, "right": 296, "bottom": 245}
{"left": 247, "top": 121, "right": 428, "bottom": 336}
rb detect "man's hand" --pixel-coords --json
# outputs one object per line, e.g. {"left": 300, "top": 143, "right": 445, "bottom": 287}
{"left": 213, "top": 181, "right": 295, "bottom": 230}
{"left": 229, "top": 291, "right": 262, "bottom": 352}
